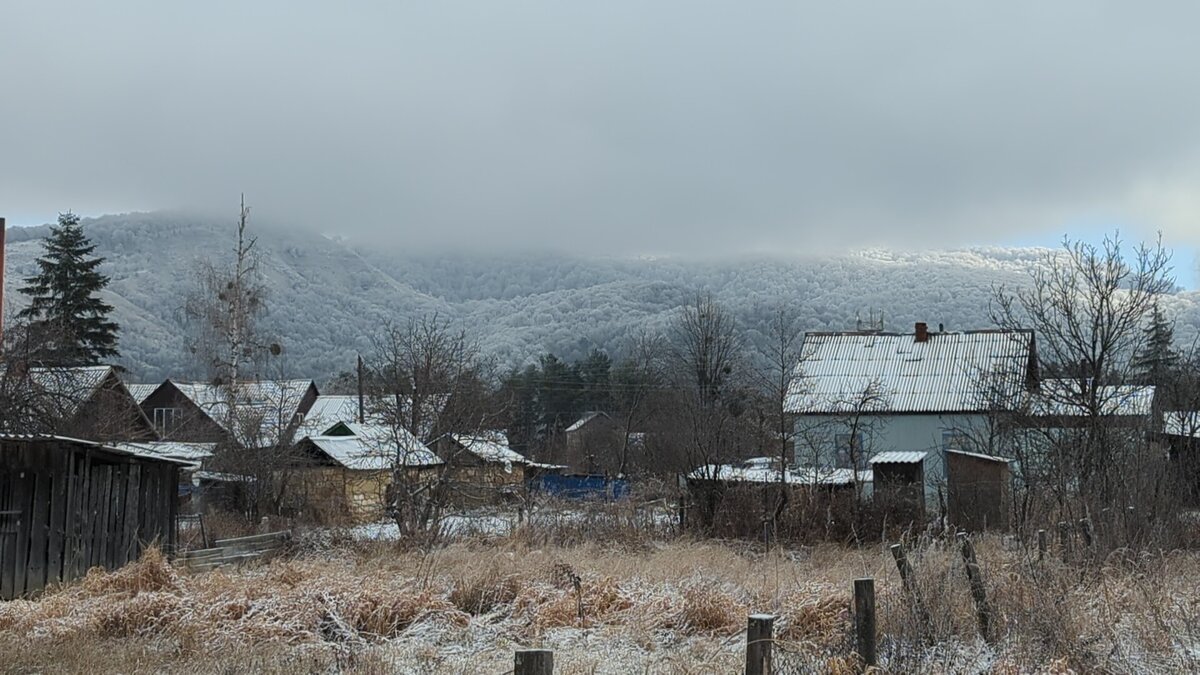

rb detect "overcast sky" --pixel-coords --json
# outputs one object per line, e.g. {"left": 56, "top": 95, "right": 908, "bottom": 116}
{"left": 3, "top": 1, "right": 1200, "bottom": 278}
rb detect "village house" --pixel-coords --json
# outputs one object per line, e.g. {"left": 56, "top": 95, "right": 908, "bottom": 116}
{"left": 432, "top": 432, "right": 538, "bottom": 505}
{"left": 292, "top": 421, "right": 442, "bottom": 523}
{"left": 562, "top": 411, "right": 622, "bottom": 473}
{"left": 28, "top": 365, "right": 158, "bottom": 442}
{"left": 785, "top": 323, "right": 1037, "bottom": 530}
{"left": 139, "top": 379, "right": 319, "bottom": 447}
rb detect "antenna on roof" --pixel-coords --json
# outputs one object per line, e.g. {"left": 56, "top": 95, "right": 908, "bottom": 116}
{"left": 855, "top": 308, "right": 884, "bottom": 333}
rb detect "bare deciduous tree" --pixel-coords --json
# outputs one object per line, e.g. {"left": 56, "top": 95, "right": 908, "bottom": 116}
{"left": 666, "top": 293, "right": 747, "bottom": 479}
{"left": 991, "top": 233, "right": 1174, "bottom": 522}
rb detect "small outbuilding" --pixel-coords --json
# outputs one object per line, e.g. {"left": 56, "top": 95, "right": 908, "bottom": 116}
{"left": 0, "top": 435, "right": 185, "bottom": 599}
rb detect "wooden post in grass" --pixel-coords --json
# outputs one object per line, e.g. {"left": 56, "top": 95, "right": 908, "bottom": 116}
{"left": 1078, "top": 518, "right": 1093, "bottom": 548}
{"left": 957, "top": 532, "right": 994, "bottom": 643}
{"left": 853, "top": 578, "right": 877, "bottom": 667}
{"left": 745, "top": 614, "right": 775, "bottom": 675}
{"left": 890, "top": 543, "right": 932, "bottom": 634}
{"left": 1058, "top": 521, "right": 1072, "bottom": 562}
{"left": 514, "top": 649, "right": 553, "bottom": 675}
{"left": 1037, "top": 529, "right": 1048, "bottom": 562}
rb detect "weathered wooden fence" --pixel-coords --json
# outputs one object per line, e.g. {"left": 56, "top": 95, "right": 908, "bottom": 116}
{"left": 176, "top": 530, "right": 292, "bottom": 572}
{"left": 0, "top": 437, "right": 180, "bottom": 600}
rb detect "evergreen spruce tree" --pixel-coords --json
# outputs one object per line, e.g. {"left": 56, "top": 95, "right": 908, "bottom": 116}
{"left": 1132, "top": 302, "right": 1177, "bottom": 385}
{"left": 17, "top": 212, "right": 120, "bottom": 365}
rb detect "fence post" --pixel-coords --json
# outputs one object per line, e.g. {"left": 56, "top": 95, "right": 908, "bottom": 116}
{"left": 514, "top": 649, "right": 553, "bottom": 675}
{"left": 1058, "top": 521, "right": 1072, "bottom": 562}
{"left": 1078, "top": 518, "right": 1093, "bottom": 548}
{"left": 890, "top": 543, "right": 932, "bottom": 635}
{"left": 957, "top": 532, "right": 994, "bottom": 643}
{"left": 745, "top": 614, "right": 775, "bottom": 675}
{"left": 1036, "top": 529, "right": 1047, "bottom": 562}
{"left": 853, "top": 578, "right": 876, "bottom": 668}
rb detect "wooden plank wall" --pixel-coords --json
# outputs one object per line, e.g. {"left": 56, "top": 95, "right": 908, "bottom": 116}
{"left": 0, "top": 440, "right": 179, "bottom": 600}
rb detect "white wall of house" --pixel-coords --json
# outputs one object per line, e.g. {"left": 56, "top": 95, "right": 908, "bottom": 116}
{"left": 794, "top": 412, "right": 991, "bottom": 512}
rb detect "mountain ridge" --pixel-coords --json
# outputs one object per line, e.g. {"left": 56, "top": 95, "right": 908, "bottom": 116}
{"left": 4, "top": 213, "right": 1198, "bottom": 382}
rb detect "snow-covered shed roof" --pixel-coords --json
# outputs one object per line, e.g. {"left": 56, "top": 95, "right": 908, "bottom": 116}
{"left": 112, "top": 441, "right": 215, "bottom": 467}
{"left": 451, "top": 432, "right": 528, "bottom": 465}
{"left": 946, "top": 448, "right": 1011, "bottom": 463}
{"left": 567, "top": 411, "right": 609, "bottom": 433}
{"left": 869, "top": 451, "right": 927, "bottom": 465}
{"left": 785, "top": 329, "right": 1035, "bottom": 415}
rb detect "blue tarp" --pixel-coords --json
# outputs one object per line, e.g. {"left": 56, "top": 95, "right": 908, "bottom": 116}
{"left": 532, "top": 474, "right": 629, "bottom": 500}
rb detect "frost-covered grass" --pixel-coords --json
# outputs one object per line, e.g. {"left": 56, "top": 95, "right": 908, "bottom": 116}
{"left": 1, "top": 534, "right": 1198, "bottom": 673}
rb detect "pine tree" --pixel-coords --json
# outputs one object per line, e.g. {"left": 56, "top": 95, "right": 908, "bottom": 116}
{"left": 1132, "top": 302, "right": 1177, "bottom": 385}
{"left": 17, "top": 212, "right": 120, "bottom": 365}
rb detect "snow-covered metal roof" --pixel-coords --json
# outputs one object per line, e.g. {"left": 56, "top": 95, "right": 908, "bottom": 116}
{"left": 306, "top": 434, "right": 441, "bottom": 471}
{"left": 125, "top": 383, "right": 160, "bottom": 405}
{"left": 452, "top": 432, "right": 528, "bottom": 465}
{"left": 297, "top": 394, "right": 447, "bottom": 440}
{"left": 0, "top": 433, "right": 193, "bottom": 465}
{"left": 301, "top": 421, "right": 441, "bottom": 470}
{"left": 945, "top": 448, "right": 1011, "bottom": 463}
{"left": 1031, "top": 381, "right": 1156, "bottom": 418}
{"left": 28, "top": 365, "right": 116, "bottom": 418}
{"left": 869, "top": 451, "right": 927, "bottom": 465}
{"left": 566, "top": 411, "right": 608, "bottom": 433}
{"left": 112, "top": 441, "right": 215, "bottom": 467}
{"left": 785, "top": 330, "right": 1034, "bottom": 414}
{"left": 171, "top": 379, "right": 315, "bottom": 447}
{"left": 1162, "top": 411, "right": 1200, "bottom": 438}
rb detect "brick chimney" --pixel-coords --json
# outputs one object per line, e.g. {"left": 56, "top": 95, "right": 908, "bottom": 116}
{"left": 914, "top": 321, "right": 929, "bottom": 343}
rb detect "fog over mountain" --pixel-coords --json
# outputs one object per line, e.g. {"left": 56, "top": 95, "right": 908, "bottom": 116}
{"left": 5, "top": 213, "right": 1199, "bottom": 384}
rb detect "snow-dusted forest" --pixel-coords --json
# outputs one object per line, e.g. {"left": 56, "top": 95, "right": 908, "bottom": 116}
{"left": 5, "top": 212, "right": 1199, "bottom": 383}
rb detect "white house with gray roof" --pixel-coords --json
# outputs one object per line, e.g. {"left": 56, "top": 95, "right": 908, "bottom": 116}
{"left": 785, "top": 323, "right": 1037, "bottom": 516}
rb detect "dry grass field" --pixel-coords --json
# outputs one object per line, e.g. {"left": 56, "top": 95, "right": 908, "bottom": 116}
{"left": 1, "top": 528, "right": 1198, "bottom": 674}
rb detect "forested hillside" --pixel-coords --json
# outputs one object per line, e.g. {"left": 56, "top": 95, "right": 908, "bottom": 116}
{"left": 5, "top": 213, "right": 1199, "bottom": 382}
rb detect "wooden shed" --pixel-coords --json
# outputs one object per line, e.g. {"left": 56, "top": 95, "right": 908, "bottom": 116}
{"left": 945, "top": 449, "right": 1011, "bottom": 531}
{"left": 0, "top": 435, "right": 184, "bottom": 599}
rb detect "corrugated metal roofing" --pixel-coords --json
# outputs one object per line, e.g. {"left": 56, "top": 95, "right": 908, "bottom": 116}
{"left": 297, "top": 394, "right": 448, "bottom": 440}
{"left": 1162, "top": 411, "right": 1200, "bottom": 438}
{"left": 945, "top": 448, "right": 1011, "bottom": 463}
{"left": 452, "top": 433, "right": 528, "bottom": 465}
{"left": 869, "top": 451, "right": 927, "bottom": 464}
{"left": 112, "top": 441, "right": 215, "bottom": 465}
{"left": 125, "top": 383, "right": 160, "bottom": 405}
{"left": 171, "top": 379, "right": 314, "bottom": 447}
{"left": 785, "top": 330, "right": 1033, "bottom": 414}
{"left": 566, "top": 411, "right": 608, "bottom": 433}
{"left": 0, "top": 433, "right": 192, "bottom": 465}
{"left": 307, "top": 434, "right": 441, "bottom": 471}
{"left": 28, "top": 366, "right": 115, "bottom": 418}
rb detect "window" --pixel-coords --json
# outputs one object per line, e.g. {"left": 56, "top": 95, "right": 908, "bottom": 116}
{"left": 942, "top": 430, "right": 972, "bottom": 451}
{"left": 153, "top": 408, "right": 181, "bottom": 434}
{"left": 835, "top": 433, "right": 866, "bottom": 469}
